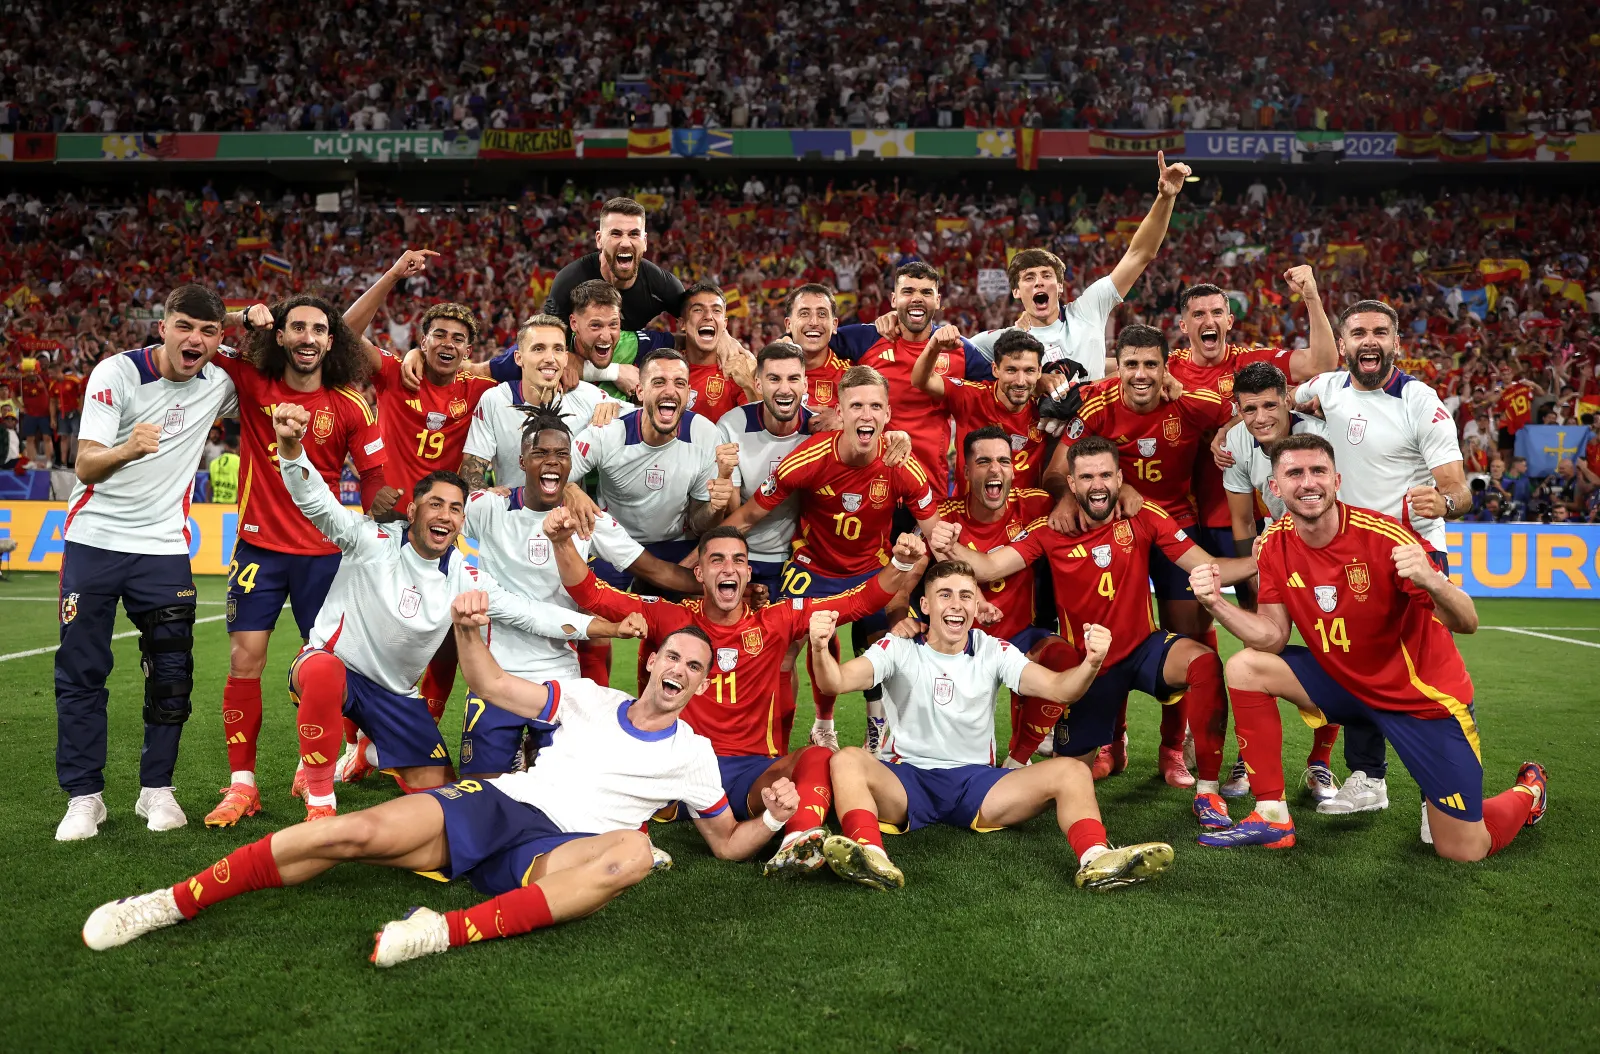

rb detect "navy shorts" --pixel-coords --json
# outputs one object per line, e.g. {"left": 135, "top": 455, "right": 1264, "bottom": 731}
{"left": 20, "top": 413, "right": 50, "bottom": 438}
{"left": 1008, "top": 625, "right": 1055, "bottom": 656}
{"left": 57, "top": 411, "right": 80, "bottom": 437}
{"left": 1279, "top": 645, "right": 1485, "bottom": 821}
{"left": 1054, "top": 631, "right": 1183, "bottom": 757}
{"left": 426, "top": 779, "right": 594, "bottom": 895}
{"left": 1149, "top": 542, "right": 1197, "bottom": 601}
{"left": 779, "top": 561, "right": 887, "bottom": 634}
{"left": 228, "top": 539, "right": 341, "bottom": 638}
{"left": 883, "top": 762, "right": 1010, "bottom": 833}
{"left": 335, "top": 664, "right": 450, "bottom": 770}
{"left": 717, "top": 753, "right": 781, "bottom": 822}
{"left": 595, "top": 539, "right": 697, "bottom": 596}
{"left": 748, "top": 559, "right": 786, "bottom": 604}
{"left": 458, "top": 689, "right": 558, "bottom": 777}
{"left": 1194, "top": 525, "right": 1239, "bottom": 559}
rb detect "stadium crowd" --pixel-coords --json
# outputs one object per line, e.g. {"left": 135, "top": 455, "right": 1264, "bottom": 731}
{"left": 0, "top": 0, "right": 1593, "bottom": 135}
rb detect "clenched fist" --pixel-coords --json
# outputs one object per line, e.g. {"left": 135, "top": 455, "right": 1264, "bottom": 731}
{"left": 761, "top": 777, "right": 799, "bottom": 822}
{"left": 1081, "top": 623, "right": 1111, "bottom": 667}
{"left": 122, "top": 422, "right": 161, "bottom": 461}
{"left": 809, "top": 609, "right": 840, "bottom": 650}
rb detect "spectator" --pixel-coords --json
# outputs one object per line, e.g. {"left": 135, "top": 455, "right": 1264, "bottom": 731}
{"left": 0, "top": 407, "right": 18, "bottom": 469}
{"left": 1535, "top": 458, "right": 1581, "bottom": 518}
{"left": 208, "top": 434, "right": 241, "bottom": 505}
{"left": 1500, "top": 456, "right": 1534, "bottom": 517}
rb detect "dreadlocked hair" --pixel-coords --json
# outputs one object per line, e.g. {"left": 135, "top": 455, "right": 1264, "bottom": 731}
{"left": 518, "top": 402, "right": 571, "bottom": 452}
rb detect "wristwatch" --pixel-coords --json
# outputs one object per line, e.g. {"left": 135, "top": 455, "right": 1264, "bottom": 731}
{"left": 1443, "top": 492, "right": 1458, "bottom": 516}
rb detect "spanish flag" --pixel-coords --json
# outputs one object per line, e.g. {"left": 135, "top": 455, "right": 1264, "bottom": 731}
{"left": 1478, "top": 258, "right": 1529, "bottom": 284}
{"left": 235, "top": 236, "right": 271, "bottom": 250}
{"left": 723, "top": 286, "right": 747, "bottom": 318}
{"left": 627, "top": 128, "right": 671, "bottom": 157}
{"left": 818, "top": 220, "right": 851, "bottom": 238}
{"left": 527, "top": 267, "right": 557, "bottom": 301}
{"left": 1015, "top": 127, "right": 1038, "bottom": 171}
{"left": 935, "top": 217, "right": 969, "bottom": 234}
{"left": 1478, "top": 211, "right": 1516, "bottom": 230}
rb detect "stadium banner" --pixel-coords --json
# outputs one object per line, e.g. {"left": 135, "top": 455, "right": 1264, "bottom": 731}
{"left": 1088, "top": 129, "right": 1185, "bottom": 156}
{"left": 850, "top": 129, "right": 916, "bottom": 158}
{"left": 0, "top": 132, "right": 56, "bottom": 161}
{"left": 788, "top": 129, "right": 851, "bottom": 159}
{"left": 478, "top": 128, "right": 575, "bottom": 159}
{"left": 1035, "top": 130, "right": 1092, "bottom": 159}
{"left": 1444, "top": 524, "right": 1600, "bottom": 599}
{"left": 55, "top": 132, "right": 479, "bottom": 161}
{"left": 1183, "top": 131, "right": 1302, "bottom": 160}
{"left": 576, "top": 129, "right": 627, "bottom": 159}
{"left": 1512, "top": 425, "right": 1589, "bottom": 478}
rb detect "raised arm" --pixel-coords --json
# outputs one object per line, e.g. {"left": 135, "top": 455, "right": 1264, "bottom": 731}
{"left": 480, "top": 570, "right": 598, "bottom": 641}
{"left": 450, "top": 590, "right": 556, "bottom": 719}
{"left": 806, "top": 610, "right": 880, "bottom": 695}
{"left": 927, "top": 521, "right": 1026, "bottom": 582}
{"left": 692, "top": 779, "right": 800, "bottom": 861}
{"left": 1394, "top": 543, "right": 1478, "bottom": 634}
{"left": 1017, "top": 623, "right": 1111, "bottom": 703}
{"left": 910, "top": 324, "right": 962, "bottom": 401}
{"left": 1108, "top": 152, "right": 1189, "bottom": 297}
{"left": 344, "top": 249, "right": 440, "bottom": 350}
{"left": 1283, "top": 265, "right": 1338, "bottom": 380}
{"left": 274, "top": 403, "right": 369, "bottom": 551}
{"left": 1191, "top": 562, "right": 1291, "bottom": 652}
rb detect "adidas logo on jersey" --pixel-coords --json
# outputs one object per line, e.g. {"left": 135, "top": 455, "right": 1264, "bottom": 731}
{"left": 1286, "top": 572, "right": 1307, "bottom": 588}
{"left": 92, "top": 388, "right": 112, "bottom": 406}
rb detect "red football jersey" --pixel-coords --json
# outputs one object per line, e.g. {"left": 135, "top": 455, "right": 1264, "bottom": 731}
{"left": 938, "top": 488, "right": 1053, "bottom": 641}
{"left": 51, "top": 375, "right": 83, "bottom": 415}
{"left": 18, "top": 372, "right": 49, "bottom": 416}
{"left": 1008, "top": 505, "right": 1196, "bottom": 666}
{"left": 754, "top": 431, "right": 937, "bottom": 578}
{"left": 1168, "top": 344, "right": 1296, "bottom": 529}
{"left": 687, "top": 360, "right": 747, "bottom": 421}
{"left": 857, "top": 335, "right": 962, "bottom": 497}
{"left": 942, "top": 378, "right": 1046, "bottom": 492}
{"left": 803, "top": 352, "right": 851, "bottom": 413}
{"left": 566, "top": 571, "right": 894, "bottom": 757}
{"left": 372, "top": 352, "right": 496, "bottom": 498}
{"left": 216, "top": 353, "right": 386, "bottom": 556}
{"left": 1257, "top": 503, "right": 1474, "bottom": 719}
{"left": 1494, "top": 381, "right": 1536, "bottom": 435}
{"left": 1065, "top": 381, "right": 1234, "bottom": 528}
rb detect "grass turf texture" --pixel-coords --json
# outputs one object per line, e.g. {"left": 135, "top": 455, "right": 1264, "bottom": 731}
{"left": 0, "top": 569, "right": 1595, "bottom": 1053}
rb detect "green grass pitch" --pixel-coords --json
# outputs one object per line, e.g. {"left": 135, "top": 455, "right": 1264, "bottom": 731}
{"left": 0, "top": 569, "right": 1595, "bottom": 1052}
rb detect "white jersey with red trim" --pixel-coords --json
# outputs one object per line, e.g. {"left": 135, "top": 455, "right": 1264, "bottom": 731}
{"left": 278, "top": 446, "right": 593, "bottom": 695}
{"left": 65, "top": 348, "right": 238, "bottom": 555}
{"left": 490, "top": 678, "right": 729, "bottom": 834}
{"left": 864, "top": 629, "right": 1030, "bottom": 769}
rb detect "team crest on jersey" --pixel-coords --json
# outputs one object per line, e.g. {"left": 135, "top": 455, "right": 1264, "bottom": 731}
{"left": 312, "top": 408, "right": 335, "bottom": 440}
{"left": 814, "top": 381, "right": 834, "bottom": 405}
{"left": 1092, "top": 544, "right": 1112, "bottom": 568}
{"left": 933, "top": 676, "right": 955, "bottom": 706}
{"left": 1137, "top": 437, "right": 1157, "bottom": 457}
{"left": 1010, "top": 433, "right": 1028, "bottom": 452}
{"left": 60, "top": 592, "right": 79, "bottom": 625}
{"left": 933, "top": 353, "right": 951, "bottom": 377}
{"left": 1005, "top": 521, "right": 1023, "bottom": 540}
{"left": 717, "top": 647, "right": 739, "bottom": 672}
{"left": 1066, "top": 418, "right": 1085, "bottom": 440}
{"left": 162, "top": 407, "right": 186, "bottom": 436}
{"left": 868, "top": 479, "right": 890, "bottom": 506}
{"left": 425, "top": 411, "right": 447, "bottom": 432}
{"left": 1347, "top": 416, "right": 1368, "bottom": 445}
{"left": 398, "top": 587, "right": 422, "bottom": 619}
{"left": 645, "top": 467, "right": 666, "bottom": 491}
{"left": 1314, "top": 585, "right": 1339, "bottom": 613}
{"left": 706, "top": 373, "right": 726, "bottom": 402}
{"left": 742, "top": 628, "right": 764, "bottom": 656}
{"left": 841, "top": 492, "right": 863, "bottom": 513}
{"left": 1218, "top": 375, "right": 1235, "bottom": 397}
{"left": 449, "top": 397, "right": 468, "bottom": 418}
{"left": 1163, "top": 417, "right": 1182, "bottom": 443}
{"left": 1113, "top": 521, "right": 1135, "bottom": 548}
{"left": 528, "top": 537, "right": 551, "bottom": 565}
{"left": 1345, "top": 562, "right": 1371, "bottom": 594}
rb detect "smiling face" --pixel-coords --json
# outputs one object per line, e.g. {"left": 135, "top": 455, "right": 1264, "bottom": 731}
{"left": 570, "top": 304, "right": 622, "bottom": 367}
{"left": 683, "top": 291, "right": 726, "bottom": 357}
{"left": 520, "top": 428, "right": 572, "bottom": 510}
{"left": 1116, "top": 343, "right": 1167, "bottom": 413}
{"left": 758, "top": 354, "right": 805, "bottom": 424}
{"left": 643, "top": 631, "right": 713, "bottom": 714}
{"left": 277, "top": 304, "right": 332, "bottom": 376}
{"left": 1270, "top": 448, "right": 1340, "bottom": 523}
{"left": 694, "top": 535, "right": 752, "bottom": 616}
{"left": 157, "top": 311, "right": 224, "bottom": 380}
{"left": 639, "top": 356, "right": 692, "bottom": 435}
{"left": 922, "top": 571, "right": 981, "bottom": 650}
{"left": 1012, "top": 265, "right": 1061, "bottom": 324}
{"left": 421, "top": 317, "right": 473, "bottom": 380}
{"left": 1340, "top": 311, "right": 1399, "bottom": 389}
{"left": 1068, "top": 450, "right": 1122, "bottom": 523}
{"left": 892, "top": 274, "right": 940, "bottom": 338}
{"left": 1237, "top": 387, "right": 1291, "bottom": 444}
{"left": 1179, "top": 293, "right": 1233, "bottom": 363}
{"left": 595, "top": 210, "right": 647, "bottom": 284}
{"left": 966, "top": 437, "right": 1014, "bottom": 513}
{"left": 519, "top": 324, "right": 568, "bottom": 392}
{"left": 785, "top": 291, "right": 836, "bottom": 358}
{"left": 407, "top": 480, "right": 466, "bottom": 559}
{"left": 992, "top": 348, "right": 1041, "bottom": 412}
{"left": 839, "top": 381, "right": 890, "bottom": 457}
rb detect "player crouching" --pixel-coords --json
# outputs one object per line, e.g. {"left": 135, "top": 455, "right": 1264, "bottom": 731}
{"left": 83, "top": 597, "right": 799, "bottom": 966}
{"left": 806, "top": 564, "right": 1174, "bottom": 892}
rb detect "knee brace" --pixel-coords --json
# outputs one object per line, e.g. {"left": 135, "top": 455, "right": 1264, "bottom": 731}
{"left": 134, "top": 604, "right": 195, "bottom": 726}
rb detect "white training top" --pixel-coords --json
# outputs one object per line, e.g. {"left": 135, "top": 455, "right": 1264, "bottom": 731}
{"left": 967, "top": 275, "right": 1123, "bottom": 382}
{"left": 464, "top": 489, "right": 644, "bottom": 679}
{"left": 66, "top": 348, "right": 238, "bottom": 555}
{"left": 279, "top": 446, "right": 592, "bottom": 694}
{"left": 864, "top": 629, "right": 1030, "bottom": 769}
{"left": 716, "top": 402, "right": 811, "bottom": 564}
{"left": 1294, "top": 369, "right": 1462, "bottom": 549}
{"left": 490, "top": 678, "right": 729, "bottom": 834}
{"left": 568, "top": 407, "right": 718, "bottom": 544}
{"left": 463, "top": 380, "right": 625, "bottom": 488}
{"left": 1221, "top": 413, "right": 1328, "bottom": 521}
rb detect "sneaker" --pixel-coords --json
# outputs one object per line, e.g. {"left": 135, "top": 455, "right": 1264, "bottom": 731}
{"left": 649, "top": 844, "right": 674, "bottom": 872}
{"left": 1037, "top": 730, "right": 1055, "bottom": 758}
{"left": 370, "top": 906, "right": 450, "bottom": 968}
{"left": 1159, "top": 746, "right": 1195, "bottom": 789}
{"left": 335, "top": 736, "right": 377, "bottom": 783}
{"left": 1091, "top": 745, "right": 1114, "bottom": 781}
{"left": 135, "top": 787, "right": 188, "bottom": 832}
{"left": 304, "top": 802, "right": 337, "bottom": 822}
{"left": 1197, "top": 811, "right": 1297, "bottom": 849}
{"left": 83, "top": 888, "right": 185, "bottom": 950}
{"left": 1302, "top": 762, "right": 1340, "bottom": 804}
{"left": 809, "top": 721, "right": 840, "bottom": 751}
{"left": 1192, "top": 792, "right": 1232, "bottom": 829}
{"left": 1316, "top": 770, "right": 1388, "bottom": 815}
{"left": 763, "top": 827, "right": 828, "bottom": 877}
{"left": 204, "top": 782, "right": 262, "bottom": 828}
{"left": 1516, "top": 761, "right": 1548, "bottom": 826}
{"left": 55, "top": 793, "right": 107, "bottom": 841}
{"left": 1220, "top": 758, "right": 1251, "bottom": 798}
{"left": 1074, "top": 842, "right": 1174, "bottom": 890}
{"left": 863, "top": 716, "right": 886, "bottom": 755}
{"left": 822, "top": 835, "right": 904, "bottom": 891}
{"left": 1419, "top": 799, "right": 1433, "bottom": 845}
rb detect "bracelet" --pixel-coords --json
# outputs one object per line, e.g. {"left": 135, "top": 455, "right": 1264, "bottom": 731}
{"left": 760, "top": 809, "right": 785, "bottom": 832}
{"left": 891, "top": 556, "right": 916, "bottom": 572}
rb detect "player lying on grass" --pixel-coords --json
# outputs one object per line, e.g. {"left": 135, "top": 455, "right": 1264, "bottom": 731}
{"left": 84, "top": 599, "right": 800, "bottom": 967}
{"left": 1189, "top": 434, "right": 1547, "bottom": 859}
{"left": 805, "top": 563, "right": 1175, "bottom": 892}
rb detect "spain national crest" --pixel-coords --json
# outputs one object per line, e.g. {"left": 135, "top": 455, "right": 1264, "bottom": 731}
{"left": 717, "top": 647, "right": 739, "bottom": 672}
{"left": 645, "top": 467, "right": 666, "bottom": 490}
{"left": 741, "top": 628, "right": 763, "bottom": 656}
{"left": 1162, "top": 416, "right": 1182, "bottom": 443}
{"left": 163, "top": 406, "right": 186, "bottom": 436}
{"left": 528, "top": 537, "right": 551, "bottom": 565}
{"left": 933, "top": 353, "right": 951, "bottom": 377}
{"left": 398, "top": 586, "right": 422, "bottom": 619}
{"left": 449, "top": 397, "right": 469, "bottom": 418}
{"left": 1314, "top": 585, "right": 1339, "bottom": 613}
{"left": 312, "top": 408, "right": 335, "bottom": 440}
{"left": 868, "top": 478, "right": 890, "bottom": 506}
{"left": 1113, "top": 521, "right": 1135, "bottom": 548}
{"left": 1347, "top": 416, "right": 1368, "bottom": 444}
{"left": 1345, "top": 562, "right": 1371, "bottom": 594}
{"left": 933, "top": 676, "right": 955, "bottom": 705}
{"left": 814, "top": 380, "right": 834, "bottom": 406}
{"left": 60, "top": 592, "right": 79, "bottom": 625}
{"left": 706, "top": 373, "right": 726, "bottom": 401}
{"left": 1219, "top": 375, "right": 1235, "bottom": 397}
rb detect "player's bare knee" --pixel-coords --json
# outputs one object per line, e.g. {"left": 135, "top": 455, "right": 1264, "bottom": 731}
{"left": 830, "top": 745, "right": 872, "bottom": 776}
{"left": 1224, "top": 648, "right": 1267, "bottom": 687}
{"left": 599, "top": 831, "right": 653, "bottom": 887}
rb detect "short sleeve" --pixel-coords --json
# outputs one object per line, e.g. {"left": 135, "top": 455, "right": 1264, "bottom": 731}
{"left": 896, "top": 456, "right": 938, "bottom": 517}
{"left": 1255, "top": 534, "right": 1285, "bottom": 606}
{"left": 959, "top": 338, "right": 989, "bottom": 381}
{"left": 987, "top": 633, "right": 1030, "bottom": 694}
{"left": 862, "top": 634, "right": 904, "bottom": 688}
{"left": 592, "top": 513, "right": 646, "bottom": 570}
{"left": 1293, "top": 373, "right": 1330, "bottom": 407}
{"left": 345, "top": 396, "right": 386, "bottom": 471}
{"left": 568, "top": 421, "right": 610, "bottom": 480}
{"left": 78, "top": 359, "right": 125, "bottom": 448}
{"left": 463, "top": 395, "right": 498, "bottom": 465}
{"left": 488, "top": 349, "right": 520, "bottom": 384}
{"left": 830, "top": 324, "right": 882, "bottom": 362}
{"left": 1411, "top": 388, "right": 1465, "bottom": 470}
{"left": 1068, "top": 275, "right": 1123, "bottom": 329}
{"left": 374, "top": 352, "right": 403, "bottom": 393}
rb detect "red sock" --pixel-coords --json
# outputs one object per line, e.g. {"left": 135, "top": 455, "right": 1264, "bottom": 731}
{"left": 576, "top": 639, "right": 611, "bottom": 688}
{"left": 1201, "top": 627, "right": 1219, "bottom": 652}
{"left": 1066, "top": 817, "right": 1109, "bottom": 860}
{"left": 1185, "top": 650, "right": 1227, "bottom": 781}
{"left": 222, "top": 675, "right": 263, "bottom": 774}
{"left": 808, "top": 639, "right": 838, "bottom": 721}
{"left": 445, "top": 882, "right": 554, "bottom": 945}
{"left": 420, "top": 641, "right": 456, "bottom": 725}
{"left": 1159, "top": 693, "right": 1187, "bottom": 750}
{"left": 1482, "top": 787, "right": 1536, "bottom": 855}
{"left": 290, "top": 650, "right": 346, "bottom": 801}
{"left": 785, "top": 746, "right": 833, "bottom": 835}
{"left": 840, "top": 808, "right": 883, "bottom": 851}
{"left": 171, "top": 834, "right": 282, "bottom": 919}
{"left": 1229, "top": 688, "right": 1284, "bottom": 800}
{"left": 1008, "top": 639, "right": 1077, "bottom": 762}
{"left": 343, "top": 718, "right": 359, "bottom": 745}
{"left": 1308, "top": 723, "right": 1340, "bottom": 767}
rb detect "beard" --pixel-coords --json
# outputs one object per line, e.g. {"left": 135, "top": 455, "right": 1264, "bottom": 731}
{"left": 1345, "top": 346, "right": 1396, "bottom": 388}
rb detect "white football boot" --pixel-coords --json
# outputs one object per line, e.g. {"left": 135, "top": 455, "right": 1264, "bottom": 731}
{"left": 56, "top": 792, "right": 107, "bottom": 841}
{"left": 371, "top": 906, "right": 451, "bottom": 967}
{"left": 135, "top": 787, "right": 188, "bottom": 831}
{"left": 83, "top": 888, "right": 185, "bottom": 950}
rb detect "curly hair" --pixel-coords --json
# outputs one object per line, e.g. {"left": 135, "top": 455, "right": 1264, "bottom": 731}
{"left": 518, "top": 402, "right": 571, "bottom": 453}
{"left": 420, "top": 301, "right": 480, "bottom": 345}
{"left": 244, "top": 295, "right": 370, "bottom": 389}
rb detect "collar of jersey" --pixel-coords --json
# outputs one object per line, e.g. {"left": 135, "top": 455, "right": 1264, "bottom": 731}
{"left": 909, "top": 628, "right": 979, "bottom": 655}
{"left": 616, "top": 699, "right": 676, "bottom": 741}
{"left": 397, "top": 528, "right": 454, "bottom": 573}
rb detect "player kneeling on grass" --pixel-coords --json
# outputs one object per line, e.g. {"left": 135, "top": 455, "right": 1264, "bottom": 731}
{"left": 84, "top": 598, "right": 800, "bottom": 967}
{"left": 805, "top": 565, "right": 1174, "bottom": 892}
{"left": 1189, "top": 434, "right": 1546, "bottom": 859}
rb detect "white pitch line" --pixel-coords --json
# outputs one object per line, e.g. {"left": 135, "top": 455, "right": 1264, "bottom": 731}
{"left": 1481, "top": 627, "right": 1600, "bottom": 650}
{"left": 1, "top": 596, "right": 228, "bottom": 606}
{"left": 0, "top": 614, "right": 228, "bottom": 663}
{"left": 1481, "top": 626, "right": 1600, "bottom": 632}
